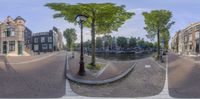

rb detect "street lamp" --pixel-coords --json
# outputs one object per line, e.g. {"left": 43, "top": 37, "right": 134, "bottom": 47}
{"left": 75, "top": 14, "right": 88, "bottom": 76}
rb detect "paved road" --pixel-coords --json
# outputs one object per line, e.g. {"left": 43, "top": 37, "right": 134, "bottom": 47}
{"left": 69, "top": 57, "right": 166, "bottom": 97}
{"left": 168, "top": 52, "right": 200, "bottom": 98}
{"left": 0, "top": 51, "right": 66, "bottom": 98}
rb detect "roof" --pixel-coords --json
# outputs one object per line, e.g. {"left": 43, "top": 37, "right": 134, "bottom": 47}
{"left": 14, "top": 16, "right": 26, "bottom": 22}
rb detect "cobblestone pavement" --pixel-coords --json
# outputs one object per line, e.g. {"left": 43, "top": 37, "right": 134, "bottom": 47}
{"left": 68, "top": 52, "right": 134, "bottom": 81}
{"left": 168, "top": 52, "right": 200, "bottom": 98}
{"left": 69, "top": 57, "right": 166, "bottom": 97}
{"left": 0, "top": 51, "right": 66, "bottom": 98}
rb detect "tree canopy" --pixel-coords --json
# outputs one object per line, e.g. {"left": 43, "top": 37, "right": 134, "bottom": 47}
{"left": 117, "top": 36, "right": 128, "bottom": 49}
{"left": 45, "top": 3, "right": 134, "bottom": 66}
{"left": 143, "top": 10, "right": 174, "bottom": 59}
{"left": 63, "top": 28, "right": 77, "bottom": 51}
{"left": 96, "top": 37, "right": 103, "bottom": 49}
{"left": 45, "top": 3, "right": 134, "bottom": 34}
{"left": 129, "top": 37, "right": 137, "bottom": 48}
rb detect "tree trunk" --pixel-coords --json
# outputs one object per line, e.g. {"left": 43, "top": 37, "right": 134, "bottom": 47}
{"left": 157, "top": 29, "right": 160, "bottom": 60}
{"left": 91, "top": 18, "right": 96, "bottom": 66}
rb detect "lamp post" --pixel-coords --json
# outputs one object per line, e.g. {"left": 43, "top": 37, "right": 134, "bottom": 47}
{"left": 75, "top": 14, "right": 88, "bottom": 76}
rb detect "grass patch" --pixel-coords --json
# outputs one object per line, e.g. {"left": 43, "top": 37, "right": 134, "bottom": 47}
{"left": 86, "top": 63, "right": 103, "bottom": 70}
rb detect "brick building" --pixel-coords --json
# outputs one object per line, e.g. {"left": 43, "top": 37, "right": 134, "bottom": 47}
{"left": 171, "top": 22, "right": 200, "bottom": 55}
{"left": 0, "top": 16, "right": 31, "bottom": 56}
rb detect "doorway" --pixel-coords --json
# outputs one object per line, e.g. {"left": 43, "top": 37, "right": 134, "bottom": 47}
{"left": 196, "top": 43, "right": 199, "bottom": 53}
{"left": 3, "top": 41, "right": 7, "bottom": 54}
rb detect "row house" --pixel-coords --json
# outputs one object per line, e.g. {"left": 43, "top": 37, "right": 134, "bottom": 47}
{"left": 32, "top": 27, "right": 63, "bottom": 53}
{"left": 0, "top": 16, "right": 32, "bottom": 56}
{"left": 171, "top": 22, "right": 200, "bottom": 55}
{"left": 171, "top": 31, "right": 179, "bottom": 53}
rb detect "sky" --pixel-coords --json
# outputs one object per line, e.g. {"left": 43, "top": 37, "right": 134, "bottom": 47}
{"left": 0, "top": 0, "right": 200, "bottom": 44}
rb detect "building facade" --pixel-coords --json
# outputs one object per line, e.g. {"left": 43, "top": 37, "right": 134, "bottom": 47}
{"left": 171, "top": 22, "right": 200, "bottom": 55}
{"left": 32, "top": 27, "right": 63, "bottom": 53}
{"left": 24, "top": 27, "right": 32, "bottom": 53}
{"left": 0, "top": 16, "right": 30, "bottom": 56}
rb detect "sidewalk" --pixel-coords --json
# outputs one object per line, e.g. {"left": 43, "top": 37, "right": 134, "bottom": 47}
{"left": 174, "top": 52, "right": 200, "bottom": 62}
{"left": 66, "top": 52, "right": 136, "bottom": 84}
{"left": 64, "top": 53, "right": 168, "bottom": 98}
{"left": 0, "top": 51, "right": 61, "bottom": 64}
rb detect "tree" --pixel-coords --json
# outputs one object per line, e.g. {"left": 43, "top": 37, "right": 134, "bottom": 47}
{"left": 143, "top": 10, "right": 174, "bottom": 60}
{"left": 96, "top": 37, "right": 103, "bottom": 49}
{"left": 103, "top": 35, "right": 112, "bottom": 50}
{"left": 63, "top": 28, "right": 77, "bottom": 51}
{"left": 129, "top": 37, "right": 137, "bottom": 48}
{"left": 45, "top": 3, "right": 134, "bottom": 66}
{"left": 83, "top": 40, "right": 91, "bottom": 49}
{"left": 137, "top": 38, "right": 145, "bottom": 49}
{"left": 117, "top": 36, "right": 128, "bottom": 49}
{"left": 147, "top": 42, "right": 154, "bottom": 48}
{"left": 160, "top": 30, "right": 170, "bottom": 49}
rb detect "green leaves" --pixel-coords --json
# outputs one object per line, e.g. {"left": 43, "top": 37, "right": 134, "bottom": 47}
{"left": 143, "top": 10, "right": 174, "bottom": 58}
{"left": 117, "top": 36, "right": 128, "bottom": 48}
{"left": 96, "top": 37, "right": 103, "bottom": 48}
{"left": 143, "top": 10, "right": 174, "bottom": 38}
{"left": 129, "top": 37, "right": 137, "bottom": 48}
{"left": 63, "top": 28, "right": 77, "bottom": 51}
{"left": 45, "top": 3, "right": 134, "bottom": 34}
{"left": 46, "top": 3, "right": 134, "bottom": 65}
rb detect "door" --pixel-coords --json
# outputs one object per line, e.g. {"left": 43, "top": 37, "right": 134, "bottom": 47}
{"left": 196, "top": 43, "right": 199, "bottom": 53}
{"left": 18, "top": 41, "right": 23, "bottom": 55}
{"left": 3, "top": 41, "right": 7, "bottom": 54}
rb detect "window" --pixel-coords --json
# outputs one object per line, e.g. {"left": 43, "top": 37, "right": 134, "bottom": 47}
{"left": 196, "top": 25, "right": 200, "bottom": 30}
{"left": 34, "top": 38, "right": 38, "bottom": 43}
{"left": 195, "top": 32, "right": 200, "bottom": 39}
{"left": 9, "top": 41, "right": 15, "bottom": 51}
{"left": 7, "top": 28, "right": 11, "bottom": 37}
{"left": 48, "top": 37, "right": 52, "bottom": 42}
{"left": 49, "top": 44, "right": 52, "bottom": 49}
{"left": 189, "top": 34, "right": 192, "bottom": 41}
{"left": 189, "top": 28, "right": 193, "bottom": 33}
{"left": 34, "top": 45, "right": 39, "bottom": 51}
{"left": 42, "top": 44, "right": 47, "bottom": 49}
{"left": 41, "top": 37, "right": 45, "bottom": 43}
{"left": 11, "top": 30, "right": 15, "bottom": 36}
{"left": 184, "top": 36, "right": 187, "bottom": 42}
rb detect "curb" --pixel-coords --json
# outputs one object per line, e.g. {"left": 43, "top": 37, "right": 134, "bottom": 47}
{"left": 66, "top": 62, "right": 136, "bottom": 85}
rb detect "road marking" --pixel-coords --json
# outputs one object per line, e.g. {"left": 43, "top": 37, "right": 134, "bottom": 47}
{"left": 135, "top": 55, "right": 172, "bottom": 99}
{"left": 145, "top": 65, "right": 151, "bottom": 68}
